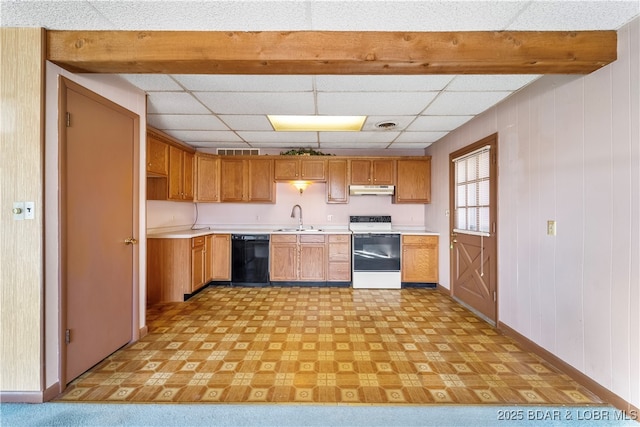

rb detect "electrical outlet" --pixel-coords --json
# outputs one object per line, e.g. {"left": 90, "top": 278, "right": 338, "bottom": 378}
{"left": 327, "top": 215, "right": 333, "bottom": 222}
{"left": 547, "top": 220, "right": 557, "bottom": 236}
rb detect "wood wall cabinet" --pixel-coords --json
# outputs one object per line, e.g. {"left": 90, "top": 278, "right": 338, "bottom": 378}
{"left": 274, "top": 157, "right": 326, "bottom": 181}
{"left": 401, "top": 235, "right": 439, "bottom": 284}
{"left": 146, "top": 127, "right": 195, "bottom": 201}
{"left": 168, "top": 146, "right": 194, "bottom": 201}
{"left": 395, "top": 157, "right": 431, "bottom": 204}
{"left": 327, "top": 234, "right": 351, "bottom": 282}
{"left": 350, "top": 159, "right": 394, "bottom": 185}
{"left": 326, "top": 159, "right": 349, "bottom": 203}
{"left": 270, "top": 234, "right": 326, "bottom": 282}
{"left": 219, "top": 158, "right": 275, "bottom": 203}
{"left": 146, "top": 133, "right": 168, "bottom": 176}
{"left": 195, "top": 153, "right": 219, "bottom": 202}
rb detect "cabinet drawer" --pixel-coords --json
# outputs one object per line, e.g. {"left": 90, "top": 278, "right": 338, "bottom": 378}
{"left": 328, "top": 262, "right": 351, "bottom": 281}
{"left": 300, "top": 234, "right": 326, "bottom": 243}
{"left": 271, "top": 234, "right": 297, "bottom": 243}
{"left": 402, "top": 235, "right": 438, "bottom": 245}
{"left": 192, "top": 236, "right": 206, "bottom": 247}
{"left": 329, "top": 234, "right": 350, "bottom": 243}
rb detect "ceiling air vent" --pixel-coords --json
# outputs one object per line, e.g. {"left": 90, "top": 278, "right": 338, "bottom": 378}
{"left": 216, "top": 148, "right": 260, "bottom": 156}
{"left": 375, "top": 121, "right": 398, "bottom": 130}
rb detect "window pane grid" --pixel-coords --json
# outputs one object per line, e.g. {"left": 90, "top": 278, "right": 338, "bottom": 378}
{"left": 454, "top": 148, "right": 490, "bottom": 233}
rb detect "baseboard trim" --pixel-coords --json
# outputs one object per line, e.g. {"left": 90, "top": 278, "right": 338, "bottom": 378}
{"left": 436, "top": 284, "right": 450, "bottom": 295}
{"left": 43, "top": 382, "right": 61, "bottom": 402}
{"left": 139, "top": 324, "right": 148, "bottom": 339}
{"left": 1, "top": 391, "right": 44, "bottom": 403}
{"left": 498, "top": 321, "right": 639, "bottom": 416}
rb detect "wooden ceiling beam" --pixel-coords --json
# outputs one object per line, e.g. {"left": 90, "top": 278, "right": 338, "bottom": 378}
{"left": 46, "top": 30, "right": 616, "bottom": 75}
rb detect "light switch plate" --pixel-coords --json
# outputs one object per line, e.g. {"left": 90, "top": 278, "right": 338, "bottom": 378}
{"left": 547, "top": 220, "right": 557, "bottom": 236}
{"left": 24, "top": 201, "right": 35, "bottom": 220}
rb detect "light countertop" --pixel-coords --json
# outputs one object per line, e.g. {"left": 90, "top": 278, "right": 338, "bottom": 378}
{"left": 148, "top": 225, "right": 439, "bottom": 239}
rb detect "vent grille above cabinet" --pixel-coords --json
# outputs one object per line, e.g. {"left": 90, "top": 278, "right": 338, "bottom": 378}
{"left": 216, "top": 148, "right": 260, "bottom": 156}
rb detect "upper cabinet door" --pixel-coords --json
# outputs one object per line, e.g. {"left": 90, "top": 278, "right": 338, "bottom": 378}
{"left": 326, "top": 159, "right": 349, "bottom": 203}
{"left": 300, "top": 158, "right": 326, "bottom": 180}
{"left": 371, "top": 159, "right": 394, "bottom": 185}
{"left": 395, "top": 158, "right": 431, "bottom": 204}
{"left": 350, "top": 159, "right": 394, "bottom": 185}
{"left": 274, "top": 158, "right": 299, "bottom": 180}
{"left": 219, "top": 158, "right": 246, "bottom": 202}
{"left": 146, "top": 135, "right": 168, "bottom": 176}
{"left": 248, "top": 159, "right": 275, "bottom": 202}
{"left": 194, "top": 154, "right": 219, "bottom": 202}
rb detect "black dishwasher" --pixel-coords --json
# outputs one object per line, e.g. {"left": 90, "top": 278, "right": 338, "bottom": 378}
{"left": 231, "top": 234, "right": 270, "bottom": 286}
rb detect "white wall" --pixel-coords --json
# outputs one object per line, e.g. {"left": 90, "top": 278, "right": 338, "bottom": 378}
{"left": 425, "top": 17, "right": 639, "bottom": 408}
{"left": 44, "top": 66, "right": 147, "bottom": 389}
{"left": 147, "top": 182, "right": 427, "bottom": 230}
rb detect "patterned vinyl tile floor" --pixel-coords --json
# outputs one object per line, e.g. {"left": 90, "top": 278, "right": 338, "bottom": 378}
{"left": 57, "top": 287, "right": 603, "bottom": 405}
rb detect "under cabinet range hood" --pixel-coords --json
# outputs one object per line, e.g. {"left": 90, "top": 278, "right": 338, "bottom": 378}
{"left": 349, "top": 185, "right": 395, "bottom": 196}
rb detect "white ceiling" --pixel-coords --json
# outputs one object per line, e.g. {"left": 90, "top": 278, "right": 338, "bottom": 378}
{"left": 3, "top": 1, "right": 639, "bottom": 151}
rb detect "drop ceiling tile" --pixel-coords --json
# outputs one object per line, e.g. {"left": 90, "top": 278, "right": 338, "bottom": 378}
{"left": 395, "top": 131, "right": 448, "bottom": 143}
{"left": 218, "top": 115, "right": 274, "bottom": 131}
{"left": 388, "top": 142, "right": 433, "bottom": 149}
{"left": 319, "top": 141, "right": 391, "bottom": 149}
{"left": 90, "top": 1, "right": 310, "bottom": 31}
{"left": 315, "top": 75, "right": 455, "bottom": 92}
{"left": 172, "top": 75, "right": 314, "bottom": 92}
{"left": 1, "top": 1, "right": 115, "bottom": 30}
{"left": 424, "top": 91, "right": 512, "bottom": 116}
{"left": 306, "top": 1, "right": 525, "bottom": 31}
{"left": 147, "top": 114, "right": 229, "bottom": 130}
{"left": 319, "top": 131, "right": 399, "bottom": 144}
{"left": 317, "top": 92, "right": 437, "bottom": 115}
{"left": 164, "top": 130, "right": 242, "bottom": 143}
{"left": 237, "top": 131, "right": 318, "bottom": 144}
{"left": 447, "top": 75, "right": 541, "bottom": 91}
{"left": 408, "top": 116, "right": 474, "bottom": 131}
{"left": 195, "top": 92, "right": 315, "bottom": 115}
{"left": 147, "top": 92, "right": 209, "bottom": 114}
{"left": 118, "top": 75, "right": 183, "bottom": 91}
{"left": 508, "top": 1, "right": 640, "bottom": 30}
{"left": 249, "top": 142, "right": 318, "bottom": 149}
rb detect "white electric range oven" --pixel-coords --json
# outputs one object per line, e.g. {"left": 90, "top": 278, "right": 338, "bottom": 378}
{"left": 349, "top": 215, "right": 401, "bottom": 289}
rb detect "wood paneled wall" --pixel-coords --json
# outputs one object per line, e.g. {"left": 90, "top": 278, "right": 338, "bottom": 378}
{"left": 0, "top": 28, "right": 45, "bottom": 392}
{"left": 425, "top": 17, "right": 639, "bottom": 410}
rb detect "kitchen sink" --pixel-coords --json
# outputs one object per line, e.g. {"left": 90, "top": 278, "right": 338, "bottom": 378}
{"left": 274, "top": 228, "right": 323, "bottom": 232}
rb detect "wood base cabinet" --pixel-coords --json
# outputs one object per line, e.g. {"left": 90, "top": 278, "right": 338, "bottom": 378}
{"left": 147, "top": 233, "right": 231, "bottom": 304}
{"left": 401, "top": 235, "right": 439, "bottom": 284}
{"left": 270, "top": 234, "right": 326, "bottom": 282}
{"left": 327, "top": 234, "right": 351, "bottom": 282}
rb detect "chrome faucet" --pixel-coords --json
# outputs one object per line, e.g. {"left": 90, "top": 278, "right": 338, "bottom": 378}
{"left": 290, "top": 204, "right": 303, "bottom": 230}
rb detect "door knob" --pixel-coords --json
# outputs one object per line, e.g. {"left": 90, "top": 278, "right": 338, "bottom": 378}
{"left": 124, "top": 237, "right": 138, "bottom": 245}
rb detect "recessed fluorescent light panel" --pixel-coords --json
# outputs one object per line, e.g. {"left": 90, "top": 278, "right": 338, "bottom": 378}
{"left": 268, "top": 115, "right": 366, "bottom": 131}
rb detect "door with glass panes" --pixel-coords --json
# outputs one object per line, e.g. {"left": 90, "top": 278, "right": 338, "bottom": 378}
{"left": 449, "top": 134, "right": 498, "bottom": 323}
